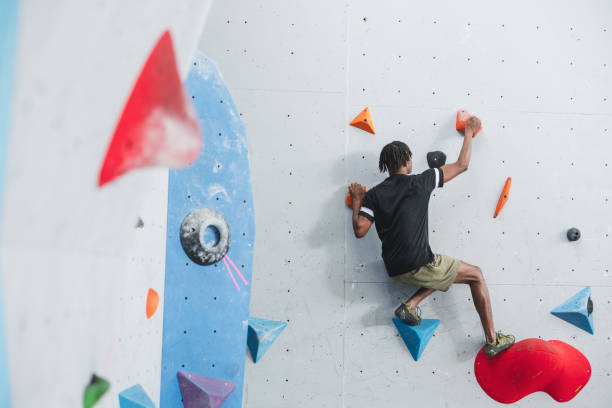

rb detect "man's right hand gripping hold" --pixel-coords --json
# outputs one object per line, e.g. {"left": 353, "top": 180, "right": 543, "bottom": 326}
{"left": 348, "top": 116, "right": 515, "bottom": 357}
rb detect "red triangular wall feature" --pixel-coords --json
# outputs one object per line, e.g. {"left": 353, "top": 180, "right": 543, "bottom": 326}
{"left": 98, "top": 30, "right": 202, "bottom": 186}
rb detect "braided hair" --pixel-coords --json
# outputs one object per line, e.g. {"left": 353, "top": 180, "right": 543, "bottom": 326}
{"left": 379, "top": 141, "right": 412, "bottom": 174}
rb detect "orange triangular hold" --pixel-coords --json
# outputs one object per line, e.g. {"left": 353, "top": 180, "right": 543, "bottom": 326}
{"left": 456, "top": 109, "right": 482, "bottom": 137}
{"left": 146, "top": 288, "right": 159, "bottom": 319}
{"left": 98, "top": 30, "right": 202, "bottom": 186}
{"left": 494, "top": 177, "right": 511, "bottom": 218}
{"left": 350, "top": 107, "right": 375, "bottom": 134}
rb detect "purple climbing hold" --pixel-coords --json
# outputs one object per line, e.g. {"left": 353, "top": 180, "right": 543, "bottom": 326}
{"left": 177, "top": 371, "right": 236, "bottom": 408}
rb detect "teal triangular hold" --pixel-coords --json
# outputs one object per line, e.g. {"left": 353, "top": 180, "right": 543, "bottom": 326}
{"left": 247, "top": 317, "right": 287, "bottom": 363}
{"left": 392, "top": 318, "right": 440, "bottom": 361}
{"left": 551, "top": 286, "right": 594, "bottom": 334}
{"left": 118, "top": 384, "right": 155, "bottom": 408}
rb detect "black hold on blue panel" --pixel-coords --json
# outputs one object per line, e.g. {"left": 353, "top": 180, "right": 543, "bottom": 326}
{"left": 160, "top": 52, "right": 255, "bottom": 408}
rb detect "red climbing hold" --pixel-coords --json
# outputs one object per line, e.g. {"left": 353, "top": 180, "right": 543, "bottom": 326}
{"left": 98, "top": 30, "right": 202, "bottom": 186}
{"left": 474, "top": 338, "right": 591, "bottom": 403}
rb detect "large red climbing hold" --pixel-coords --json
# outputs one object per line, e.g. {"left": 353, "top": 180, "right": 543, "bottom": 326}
{"left": 474, "top": 338, "right": 591, "bottom": 404}
{"left": 98, "top": 30, "right": 202, "bottom": 186}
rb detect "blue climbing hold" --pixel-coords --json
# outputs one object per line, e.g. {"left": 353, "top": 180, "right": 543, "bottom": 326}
{"left": 247, "top": 317, "right": 287, "bottom": 363}
{"left": 551, "top": 286, "right": 594, "bottom": 334}
{"left": 392, "top": 318, "right": 440, "bottom": 361}
{"left": 118, "top": 384, "right": 155, "bottom": 408}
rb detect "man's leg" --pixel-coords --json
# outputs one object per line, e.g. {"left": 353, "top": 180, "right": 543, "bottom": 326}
{"left": 453, "top": 261, "right": 496, "bottom": 343}
{"left": 405, "top": 287, "right": 436, "bottom": 307}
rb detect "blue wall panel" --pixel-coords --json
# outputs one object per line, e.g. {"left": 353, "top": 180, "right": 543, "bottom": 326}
{"left": 160, "top": 52, "right": 255, "bottom": 407}
{"left": 0, "top": 0, "right": 18, "bottom": 406}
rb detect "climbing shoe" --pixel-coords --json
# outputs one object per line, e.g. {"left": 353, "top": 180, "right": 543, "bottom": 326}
{"left": 485, "top": 332, "right": 515, "bottom": 357}
{"left": 394, "top": 302, "right": 422, "bottom": 326}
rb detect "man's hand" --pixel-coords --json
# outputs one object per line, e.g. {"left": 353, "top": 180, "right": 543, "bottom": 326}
{"left": 349, "top": 182, "right": 372, "bottom": 238}
{"left": 465, "top": 116, "right": 481, "bottom": 137}
{"left": 349, "top": 183, "right": 367, "bottom": 203}
{"left": 442, "top": 115, "right": 479, "bottom": 183}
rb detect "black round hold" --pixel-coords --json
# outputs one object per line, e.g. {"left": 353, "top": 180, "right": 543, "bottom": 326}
{"left": 566, "top": 227, "right": 581, "bottom": 242}
{"left": 180, "top": 208, "right": 231, "bottom": 265}
{"left": 427, "top": 151, "right": 447, "bottom": 168}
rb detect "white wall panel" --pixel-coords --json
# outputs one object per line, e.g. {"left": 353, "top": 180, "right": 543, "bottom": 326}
{"left": 1, "top": 1, "right": 212, "bottom": 406}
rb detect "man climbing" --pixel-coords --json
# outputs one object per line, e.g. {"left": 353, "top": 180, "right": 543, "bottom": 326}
{"left": 348, "top": 116, "right": 515, "bottom": 357}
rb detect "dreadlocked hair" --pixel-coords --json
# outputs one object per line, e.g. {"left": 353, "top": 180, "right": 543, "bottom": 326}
{"left": 379, "top": 141, "right": 412, "bottom": 174}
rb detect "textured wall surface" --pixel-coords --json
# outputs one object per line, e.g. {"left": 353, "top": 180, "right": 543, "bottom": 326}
{"left": 0, "top": 1, "right": 211, "bottom": 406}
{"left": 200, "top": 0, "right": 612, "bottom": 406}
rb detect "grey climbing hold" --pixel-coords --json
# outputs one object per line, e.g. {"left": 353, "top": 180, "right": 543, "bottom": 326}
{"left": 567, "top": 228, "right": 580, "bottom": 242}
{"left": 180, "top": 208, "right": 230, "bottom": 265}
{"left": 427, "top": 151, "right": 446, "bottom": 168}
{"left": 135, "top": 217, "right": 144, "bottom": 229}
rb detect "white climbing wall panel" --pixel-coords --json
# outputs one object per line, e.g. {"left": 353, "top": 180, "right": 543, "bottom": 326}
{"left": 1, "top": 1, "right": 211, "bottom": 407}
{"left": 200, "top": 0, "right": 612, "bottom": 406}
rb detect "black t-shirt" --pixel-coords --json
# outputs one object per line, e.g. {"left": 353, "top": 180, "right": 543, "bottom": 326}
{"left": 358, "top": 168, "right": 444, "bottom": 277}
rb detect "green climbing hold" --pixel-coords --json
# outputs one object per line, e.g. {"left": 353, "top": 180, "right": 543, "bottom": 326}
{"left": 83, "top": 374, "right": 110, "bottom": 408}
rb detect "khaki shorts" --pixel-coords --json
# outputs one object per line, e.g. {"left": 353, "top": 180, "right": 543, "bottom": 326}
{"left": 391, "top": 254, "right": 461, "bottom": 292}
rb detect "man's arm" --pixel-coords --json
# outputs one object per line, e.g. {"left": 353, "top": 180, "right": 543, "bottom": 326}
{"left": 441, "top": 116, "right": 481, "bottom": 183}
{"left": 349, "top": 183, "right": 372, "bottom": 238}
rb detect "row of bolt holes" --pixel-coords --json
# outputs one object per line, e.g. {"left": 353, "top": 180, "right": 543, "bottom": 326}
{"left": 360, "top": 52, "right": 610, "bottom": 69}
{"left": 186, "top": 195, "right": 250, "bottom": 206}
{"left": 359, "top": 87, "right": 610, "bottom": 101}
{"left": 359, "top": 263, "right": 610, "bottom": 273}
{"left": 357, "top": 265, "right": 612, "bottom": 275}
{"left": 362, "top": 368, "right": 610, "bottom": 377}
{"left": 382, "top": 296, "right": 612, "bottom": 304}
{"left": 362, "top": 19, "right": 608, "bottom": 33}
{"left": 361, "top": 157, "right": 610, "bottom": 170}
{"left": 223, "top": 18, "right": 605, "bottom": 34}
{"left": 431, "top": 230, "right": 610, "bottom": 238}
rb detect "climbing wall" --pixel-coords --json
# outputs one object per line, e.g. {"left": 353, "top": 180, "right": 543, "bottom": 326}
{"left": 0, "top": 1, "right": 211, "bottom": 406}
{"left": 200, "top": 0, "right": 612, "bottom": 406}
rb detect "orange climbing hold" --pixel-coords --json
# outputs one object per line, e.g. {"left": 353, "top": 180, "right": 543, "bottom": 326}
{"left": 146, "top": 288, "right": 159, "bottom": 319}
{"left": 494, "top": 177, "right": 511, "bottom": 218}
{"left": 345, "top": 189, "right": 367, "bottom": 209}
{"left": 456, "top": 109, "right": 482, "bottom": 137}
{"left": 350, "top": 107, "right": 375, "bottom": 134}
